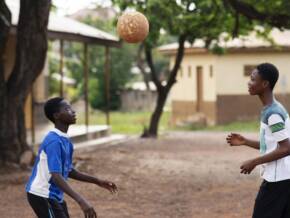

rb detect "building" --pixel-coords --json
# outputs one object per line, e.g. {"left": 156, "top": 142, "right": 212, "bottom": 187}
{"left": 5, "top": 0, "right": 120, "bottom": 143}
{"left": 120, "top": 82, "right": 157, "bottom": 111}
{"left": 159, "top": 29, "right": 290, "bottom": 125}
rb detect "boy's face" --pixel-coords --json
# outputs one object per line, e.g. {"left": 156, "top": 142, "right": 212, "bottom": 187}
{"left": 54, "top": 100, "right": 76, "bottom": 125}
{"left": 248, "top": 69, "right": 268, "bottom": 95}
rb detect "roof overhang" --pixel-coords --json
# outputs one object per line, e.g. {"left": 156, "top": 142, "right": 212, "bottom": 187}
{"left": 159, "top": 28, "right": 290, "bottom": 56}
{"left": 160, "top": 46, "right": 290, "bottom": 56}
{"left": 8, "top": 1, "right": 121, "bottom": 47}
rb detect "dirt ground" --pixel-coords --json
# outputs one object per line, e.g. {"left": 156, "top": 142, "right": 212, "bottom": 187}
{"left": 0, "top": 131, "right": 262, "bottom": 218}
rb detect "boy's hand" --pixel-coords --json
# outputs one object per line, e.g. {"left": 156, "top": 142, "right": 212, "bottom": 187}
{"left": 240, "top": 159, "right": 257, "bottom": 174}
{"left": 226, "top": 133, "right": 246, "bottom": 146}
{"left": 98, "top": 180, "right": 118, "bottom": 194}
{"left": 78, "top": 198, "right": 97, "bottom": 218}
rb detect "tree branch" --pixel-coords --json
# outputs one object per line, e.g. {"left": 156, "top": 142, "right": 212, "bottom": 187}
{"left": 227, "top": 0, "right": 290, "bottom": 29}
{"left": 137, "top": 43, "right": 150, "bottom": 91}
{"left": 0, "top": 0, "right": 11, "bottom": 163}
{"left": 232, "top": 11, "right": 240, "bottom": 38}
{"left": 145, "top": 44, "right": 162, "bottom": 92}
{"left": 0, "top": 0, "right": 11, "bottom": 81}
{"left": 7, "top": 0, "right": 51, "bottom": 99}
{"left": 166, "top": 34, "right": 187, "bottom": 90}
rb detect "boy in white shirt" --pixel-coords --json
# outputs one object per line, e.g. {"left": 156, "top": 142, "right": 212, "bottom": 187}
{"left": 227, "top": 63, "right": 290, "bottom": 218}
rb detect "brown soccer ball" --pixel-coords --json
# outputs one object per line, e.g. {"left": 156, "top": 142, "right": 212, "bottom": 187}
{"left": 117, "top": 11, "right": 149, "bottom": 43}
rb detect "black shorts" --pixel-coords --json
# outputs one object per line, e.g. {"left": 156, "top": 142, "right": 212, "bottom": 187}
{"left": 253, "top": 179, "right": 290, "bottom": 218}
{"left": 27, "top": 192, "right": 70, "bottom": 218}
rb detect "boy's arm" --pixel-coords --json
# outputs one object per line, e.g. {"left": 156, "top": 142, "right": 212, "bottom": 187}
{"left": 240, "top": 138, "right": 290, "bottom": 174}
{"left": 226, "top": 133, "right": 260, "bottom": 150}
{"left": 45, "top": 141, "right": 97, "bottom": 217}
{"left": 68, "top": 168, "right": 117, "bottom": 194}
{"left": 51, "top": 173, "right": 97, "bottom": 218}
{"left": 244, "top": 138, "right": 260, "bottom": 150}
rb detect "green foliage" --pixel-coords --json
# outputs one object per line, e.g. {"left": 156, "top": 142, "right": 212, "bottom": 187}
{"left": 84, "top": 42, "right": 136, "bottom": 110}
{"left": 111, "top": 0, "right": 260, "bottom": 88}
{"left": 88, "top": 78, "right": 101, "bottom": 109}
{"left": 210, "top": 44, "right": 226, "bottom": 55}
{"left": 111, "top": 0, "right": 259, "bottom": 135}
{"left": 48, "top": 55, "right": 60, "bottom": 95}
{"left": 239, "top": 0, "right": 290, "bottom": 19}
{"left": 63, "top": 16, "right": 138, "bottom": 110}
{"left": 225, "top": 0, "right": 290, "bottom": 29}
{"left": 112, "top": 0, "right": 255, "bottom": 49}
{"left": 48, "top": 77, "right": 60, "bottom": 96}
{"left": 66, "top": 86, "right": 79, "bottom": 102}
{"left": 48, "top": 41, "right": 81, "bottom": 101}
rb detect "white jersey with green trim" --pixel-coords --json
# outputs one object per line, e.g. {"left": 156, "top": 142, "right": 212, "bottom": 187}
{"left": 259, "top": 100, "right": 290, "bottom": 182}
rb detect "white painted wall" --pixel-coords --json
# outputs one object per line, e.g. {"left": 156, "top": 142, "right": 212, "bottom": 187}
{"left": 215, "top": 53, "right": 290, "bottom": 95}
{"left": 168, "top": 52, "right": 290, "bottom": 102}
{"left": 170, "top": 54, "right": 216, "bottom": 102}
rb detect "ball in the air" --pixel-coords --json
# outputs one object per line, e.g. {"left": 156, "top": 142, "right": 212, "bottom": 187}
{"left": 117, "top": 11, "right": 149, "bottom": 43}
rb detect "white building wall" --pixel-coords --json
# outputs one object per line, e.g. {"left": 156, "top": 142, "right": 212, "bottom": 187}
{"left": 170, "top": 54, "right": 217, "bottom": 102}
{"left": 215, "top": 53, "right": 290, "bottom": 95}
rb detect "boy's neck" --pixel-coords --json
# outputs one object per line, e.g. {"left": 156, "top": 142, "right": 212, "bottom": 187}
{"left": 259, "top": 89, "right": 274, "bottom": 107}
{"left": 54, "top": 123, "right": 69, "bottom": 133}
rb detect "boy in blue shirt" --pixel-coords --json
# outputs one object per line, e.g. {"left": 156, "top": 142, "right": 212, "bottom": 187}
{"left": 26, "top": 97, "right": 117, "bottom": 218}
{"left": 227, "top": 63, "right": 290, "bottom": 218}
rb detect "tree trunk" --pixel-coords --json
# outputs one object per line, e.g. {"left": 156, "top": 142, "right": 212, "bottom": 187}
{"left": 142, "top": 90, "right": 167, "bottom": 137}
{"left": 0, "top": 0, "right": 51, "bottom": 164}
{"left": 142, "top": 35, "right": 186, "bottom": 138}
{"left": 0, "top": 0, "right": 11, "bottom": 164}
{"left": 137, "top": 43, "right": 150, "bottom": 90}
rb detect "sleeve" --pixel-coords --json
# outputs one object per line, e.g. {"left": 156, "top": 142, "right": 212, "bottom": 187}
{"left": 268, "top": 114, "right": 289, "bottom": 142}
{"left": 45, "top": 140, "right": 63, "bottom": 173}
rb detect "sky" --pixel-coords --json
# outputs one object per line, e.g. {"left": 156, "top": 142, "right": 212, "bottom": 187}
{"left": 53, "top": 0, "right": 112, "bottom": 16}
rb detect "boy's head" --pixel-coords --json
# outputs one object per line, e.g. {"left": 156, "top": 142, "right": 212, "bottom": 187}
{"left": 248, "top": 63, "right": 279, "bottom": 95}
{"left": 44, "top": 97, "right": 76, "bottom": 125}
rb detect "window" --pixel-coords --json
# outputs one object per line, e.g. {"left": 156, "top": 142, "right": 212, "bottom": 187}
{"left": 179, "top": 66, "right": 183, "bottom": 78}
{"left": 196, "top": 66, "right": 203, "bottom": 112}
{"left": 188, "top": 66, "right": 192, "bottom": 78}
{"left": 244, "top": 65, "right": 257, "bottom": 76}
{"left": 209, "top": 65, "right": 213, "bottom": 78}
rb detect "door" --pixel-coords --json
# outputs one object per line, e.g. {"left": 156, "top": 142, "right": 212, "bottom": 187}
{"left": 196, "top": 66, "right": 203, "bottom": 112}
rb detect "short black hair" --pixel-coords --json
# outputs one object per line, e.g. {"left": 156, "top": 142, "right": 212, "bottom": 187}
{"left": 44, "top": 97, "right": 64, "bottom": 123}
{"left": 256, "top": 63, "right": 279, "bottom": 90}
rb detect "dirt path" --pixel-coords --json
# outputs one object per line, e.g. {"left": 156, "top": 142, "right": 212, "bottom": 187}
{"left": 0, "top": 131, "right": 262, "bottom": 218}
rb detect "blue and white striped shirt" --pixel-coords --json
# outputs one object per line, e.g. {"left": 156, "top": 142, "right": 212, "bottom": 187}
{"left": 26, "top": 128, "right": 74, "bottom": 202}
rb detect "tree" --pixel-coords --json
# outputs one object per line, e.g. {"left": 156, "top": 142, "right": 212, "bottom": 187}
{"left": 112, "top": 0, "right": 255, "bottom": 137}
{"left": 225, "top": 0, "right": 290, "bottom": 29}
{"left": 0, "top": 0, "right": 51, "bottom": 164}
{"left": 64, "top": 16, "right": 136, "bottom": 110}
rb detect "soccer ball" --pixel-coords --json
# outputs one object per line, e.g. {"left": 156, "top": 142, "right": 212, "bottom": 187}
{"left": 117, "top": 11, "right": 149, "bottom": 43}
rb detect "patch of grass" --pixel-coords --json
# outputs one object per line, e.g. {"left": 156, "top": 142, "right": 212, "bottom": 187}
{"left": 76, "top": 110, "right": 171, "bottom": 135}
{"left": 77, "top": 110, "right": 259, "bottom": 134}
{"left": 176, "top": 120, "right": 259, "bottom": 132}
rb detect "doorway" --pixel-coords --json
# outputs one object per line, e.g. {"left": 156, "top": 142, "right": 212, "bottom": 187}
{"left": 196, "top": 66, "right": 203, "bottom": 112}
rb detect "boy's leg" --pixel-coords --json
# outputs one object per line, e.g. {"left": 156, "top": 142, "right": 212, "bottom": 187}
{"left": 61, "top": 201, "right": 70, "bottom": 218}
{"left": 281, "top": 189, "right": 290, "bottom": 218}
{"left": 48, "top": 199, "right": 70, "bottom": 218}
{"left": 27, "top": 192, "right": 54, "bottom": 218}
{"left": 252, "top": 180, "right": 290, "bottom": 218}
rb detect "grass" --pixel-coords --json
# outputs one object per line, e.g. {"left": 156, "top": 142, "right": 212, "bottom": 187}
{"left": 77, "top": 110, "right": 259, "bottom": 134}
{"left": 176, "top": 120, "right": 259, "bottom": 132}
{"left": 76, "top": 110, "right": 171, "bottom": 135}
